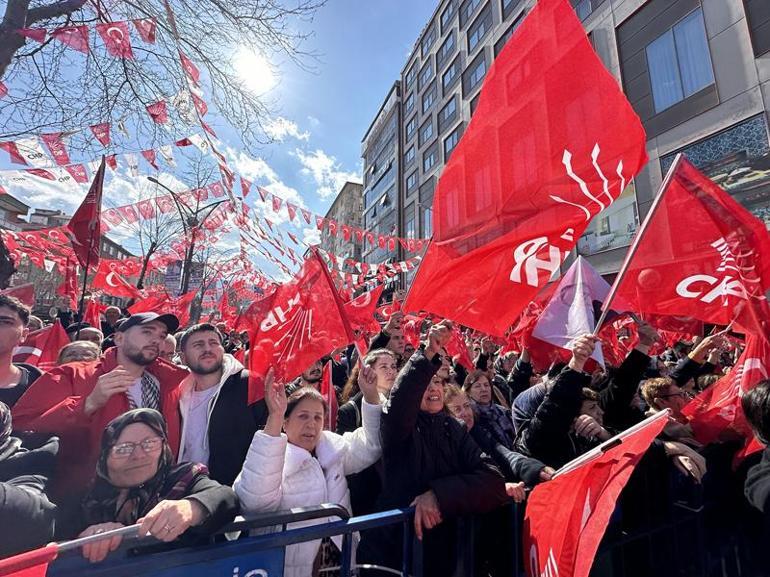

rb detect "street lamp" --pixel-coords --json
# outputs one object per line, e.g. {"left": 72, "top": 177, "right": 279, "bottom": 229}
{"left": 147, "top": 177, "right": 228, "bottom": 295}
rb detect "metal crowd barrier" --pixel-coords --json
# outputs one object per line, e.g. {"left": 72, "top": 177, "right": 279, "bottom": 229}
{"left": 47, "top": 504, "right": 425, "bottom": 577}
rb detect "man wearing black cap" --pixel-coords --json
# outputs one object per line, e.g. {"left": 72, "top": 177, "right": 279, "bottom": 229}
{"left": 12, "top": 312, "right": 189, "bottom": 518}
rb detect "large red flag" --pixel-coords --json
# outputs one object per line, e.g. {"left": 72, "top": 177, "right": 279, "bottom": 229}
{"left": 91, "top": 261, "right": 142, "bottom": 299}
{"left": 403, "top": 0, "right": 647, "bottom": 336}
{"left": 246, "top": 251, "right": 354, "bottom": 403}
{"left": 613, "top": 157, "right": 770, "bottom": 336}
{"left": 523, "top": 411, "right": 668, "bottom": 577}
{"left": 344, "top": 284, "right": 384, "bottom": 337}
{"left": 66, "top": 157, "right": 105, "bottom": 268}
{"left": 1, "top": 283, "right": 35, "bottom": 308}
{"left": 683, "top": 334, "right": 770, "bottom": 448}
{"left": 13, "top": 321, "right": 69, "bottom": 369}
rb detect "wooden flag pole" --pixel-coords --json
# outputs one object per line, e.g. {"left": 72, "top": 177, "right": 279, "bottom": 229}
{"left": 593, "top": 153, "right": 685, "bottom": 334}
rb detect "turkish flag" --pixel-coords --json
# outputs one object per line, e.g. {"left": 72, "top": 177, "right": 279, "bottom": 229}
{"left": 1, "top": 283, "right": 35, "bottom": 307}
{"left": 13, "top": 321, "right": 70, "bottom": 370}
{"left": 17, "top": 28, "right": 47, "bottom": 44}
{"left": 96, "top": 21, "right": 134, "bottom": 59}
{"left": 683, "top": 334, "right": 770, "bottom": 450}
{"left": 66, "top": 157, "right": 105, "bottom": 268}
{"left": 286, "top": 202, "right": 297, "bottom": 222}
{"left": 146, "top": 100, "right": 169, "bottom": 124}
{"left": 137, "top": 199, "right": 156, "bottom": 220}
{"left": 272, "top": 195, "right": 283, "bottom": 213}
{"left": 83, "top": 296, "right": 104, "bottom": 328}
{"left": 403, "top": 0, "right": 647, "bottom": 336}
{"left": 245, "top": 250, "right": 355, "bottom": 403}
{"left": 132, "top": 18, "right": 157, "bottom": 43}
{"left": 240, "top": 177, "right": 251, "bottom": 198}
{"left": 301, "top": 208, "right": 312, "bottom": 224}
{"left": 57, "top": 259, "right": 79, "bottom": 308}
{"left": 117, "top": 204, "right": 140, "bottom": 224}
{"left": 209, "top": 182, "right": 226, "bottom": 198}
{"left": 219, "top": 289, "right": 237, "bottom": 326}
{"left": 179, "top": 51, "right": 200, "bottom": 85}
{"left": 92, "top": 261, "right": 142, "bottom": 298}
{"left": 402, "top": 313, "right": 428, "bottom": 349}
{"left": 613, "top": 157, "right": 770, "bottom": 336}
{"left": 344, "top": 284, "right": 384, "bottom": 336}
{"left": 128, "top": 294, "right": 170, "bottom": 315}
{"left": 90, "top": 123, "right": 111, "bottom": 147}
{"left": 101, "top": 208, "right": 124, "bottom": 228}
{"left": 523, "top": 411, "right": 668, "bottom": 577}
{"left": 39, "top": 133, "right": 70, "bottom": 165}
{"left": 446, "top": 325, "right": 474, "bottom": 370}
{"left": 51, "top": 25, "right": 89, "bottom": 53}
{"left": 156, "top": 195, "right": 175, "bottom": 214}
{"left": 141, "top": 149, "right": 158, "bottom": 170}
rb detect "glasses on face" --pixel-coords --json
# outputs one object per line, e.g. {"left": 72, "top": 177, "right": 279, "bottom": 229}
{"left": 110, "top": 436, "right": 163, "bottom": 458}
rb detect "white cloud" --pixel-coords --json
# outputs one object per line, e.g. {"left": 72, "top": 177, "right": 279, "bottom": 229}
{"left": 295, "top": 148, "right": 361, "bottom": 200}
{"left": 302, "top": 227, "right": 321, "bottom": 246}
{"left": 263, "top": 117, "right": 310, "bottom": 142}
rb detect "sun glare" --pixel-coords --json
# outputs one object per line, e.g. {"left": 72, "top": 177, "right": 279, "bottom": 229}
{"left": 233, "top": 48, "right": 277, "bottom": 95}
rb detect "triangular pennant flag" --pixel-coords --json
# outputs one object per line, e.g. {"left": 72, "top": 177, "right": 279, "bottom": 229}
{"left": 51, "top": 25, "right": 89, "bottom": 53}
{"left": 132, "top": 18, "right": 157, "bottom": 43}
{"left": 96, "top": 21, "right": 134, "bottom": 59}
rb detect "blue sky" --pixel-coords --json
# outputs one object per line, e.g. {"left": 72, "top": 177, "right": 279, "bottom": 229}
{"left": 0, "top": 1, "right": 437, "bottom": 255}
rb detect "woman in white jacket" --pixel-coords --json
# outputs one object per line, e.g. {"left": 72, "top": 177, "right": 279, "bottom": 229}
{"left": 234, "top": 365, "right": 383, "bottom": 577}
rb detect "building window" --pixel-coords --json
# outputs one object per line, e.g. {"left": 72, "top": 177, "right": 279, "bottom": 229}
{"left": 467, "top": 3, "right": 492, "bottom": 53}
{"left": 437, "top": 31, "right": 456, "bottom": 69}
{"left": 405, "top": 210, "right": 416, "bottom": 238}
{"left": 405, "top": 115, "right": 417, "bottom": 140}
{"left": 419, "top": 117, "right": 435, "bottom": 147}
{"left": 442, "top": 58, "right": 460, "bottom": 92}
{"left": 423, "top": 144, "right": 438, "bottom": 172}
{"left": 406, "top": 171, "right": 418, "bottom": 192}
{"left": 502, "top": 0, "right": 519, "bottom": 20}
{"left": 444, "top": 125, "right": 461, "bottom": 159}
{"left": 463, "top": 52, "right": 487, "bottom": 96}
{"left": 745, "top": 0, "right": 770, "bottom": 57}
{"left": 460, "top": 0, "right": 483, "bottom": 28}
{"left": 404, "top": 146, "right": 415, "bottom": 166}
{"left": 422, "top": 206, "right": 433, "bottom": 237}
{"left": 421, "top": 24, "right": 437, "bottom": 57}
{"left": 441, "top": 1, "right": 457, "bottom": 33}
{"left": 404, "top": 92, "right": 415, "bottom": 114}
{"left": 645, "top": 9, "right": 715, "bottom": 114}
{"left": 573, "top": 0, "right": 591, "bottom": 20}
{"left": 405, "top": 63, "right": 417, "bottom": 90}
{"left": 438, "top": 96, "right": 458, "bottom": 132}
{"left": 422, "top": 81, "right": 437, "bottom": 114}
{"left": 418, "top": 58, "right": 434, "bottom": 91}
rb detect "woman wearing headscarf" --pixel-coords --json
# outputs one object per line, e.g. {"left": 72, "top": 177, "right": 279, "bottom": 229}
{"left": 78, "top": 408, "right": 239, "bottom": 563}
{"left": 0, "top": 401, "right": 59, "bottom": 557}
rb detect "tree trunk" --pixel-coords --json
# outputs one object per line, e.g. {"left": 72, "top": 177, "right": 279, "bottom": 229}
{"left": 136, "top": 241, "right": 157, "bottom": 289}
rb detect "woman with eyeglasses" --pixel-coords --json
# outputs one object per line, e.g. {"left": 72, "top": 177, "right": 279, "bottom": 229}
{"left": 77, "top": 409, "right": 238, "bottom": 563}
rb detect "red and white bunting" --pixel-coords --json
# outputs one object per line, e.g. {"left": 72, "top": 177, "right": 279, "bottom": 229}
{"left": 96, "top": 21, "right": 134, "bottom": 59}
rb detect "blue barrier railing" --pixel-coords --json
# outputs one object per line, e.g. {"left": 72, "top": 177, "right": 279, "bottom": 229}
{"left": 48, "top": 504, "right": 424, "bottom": 577}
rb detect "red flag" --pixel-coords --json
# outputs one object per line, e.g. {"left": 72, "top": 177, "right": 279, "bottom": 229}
{"left": 286, "top": 202, "right": 297, "bottom": 222}
{"left": 219, "top": 289, "right": 237, "bottom": 326}
{"left": 301, "top": 208, "right": 312, "bottom": 224}
{"left": 179, "top": 51, "right": 200, "bottom": 85}
{"left": 446, "top": 326, "right": 474, "bottom": 370}
{"left": 246, "top": 252, "right": 354, "bottom": 403}
{"left": 240, "top": 177, "right": 251, "bottom": 198}
{"left": 0, "top": 542, "right": 58, "bottom": 577}
{"left": 91, "top": 261, "right": 142, "bottom": 298}
{"left": 614, "top": 157, "right": 770, "bottom": 336}
{"left": 272, "top": 195, "right": 283, "bottom": 213}
{"left": 136, "top": 198, "right": 156, "bottom": 219}
{"left": 403, "top": 0, "right": 647, "bottom": 337}
{"left": 128, "top": 294, "right": 170, "bottom": 315}
{"left": 13, "top": 321, "right": 69, "bottom": 370}
{"left": 1, "top": 283, "right": 35, "bottom": 307}
{"left": 146, "top": 100, "right": 169, "bottom": 124}
{"left": 51, "top": 25, "right": 89, "bottom": 53}
{"left": 83, "top": 296, "right": 102, "bottom": 328}
{"left": 66, "top": 157, "right": 105, "bottom": 268}
{"left": 57, "top": 259, "right": 79, "bottom": 308}
{"left": 344, "top": 285, "right": 384, "bottom": 336}
{"left": 90, "top": 123, "right": 111, "bottom": 147}
{"left": 683, "top": 334, "right": 770, "bottom": 448}
{"left": 209, "top": 182, "right": 226, "bottom": 198}
{"left": 132, "top": 18, "right": 157, "bottom": 43}
{"left": 64, "top": 163, "right": 89, "bottom": 183}
{"left": 39, "top": 133, "right": 70, "bottom": 165}
{"left": 523, "top": 411, "right": 668, "bottom": 577}
{"left": 96, "top": 21, "right": 134, "bottom": 59}
{"left": 117, "top": 204, "right": 139, "bottom": 224}
{"left": 320, "top": 361, "right": 338, "bottom": 431}
{"left": 0, "top": 82, "right": 6, "bottom": 99}
{"left": 141, "top": 149, "right": 158, "bottom": 170}
{"left": 0, "top": 141, "right": 26, "bottom": 165}
{"left": 17, "top": 28, "right": 46, "bottom": 43}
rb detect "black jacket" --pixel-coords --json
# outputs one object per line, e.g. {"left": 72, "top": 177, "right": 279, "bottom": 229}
{"left": 0, "top": 433, "right": 59, "bottom": 557}
{"left": 598, "top": 349, "right": 650, "bottom": 431}
{"left": 206, "top": 369, "right": 268, "bottom": 486}
{"left": 516, "top": 367, "right": 592, "bottom": 469}
{"left": 469, "top": 424, "right": 546, "bottom": 487}
{"left": 746, "top": 446, "right": 770, "bottom": 515}
{"left": 360, "top": 349, "right": 508, "bottom": 577}
{"left": 0, "top": 364, "right": 43, "bottom": 408}
{"left": 505, "top": 358, "right": 534, "bottom": 403}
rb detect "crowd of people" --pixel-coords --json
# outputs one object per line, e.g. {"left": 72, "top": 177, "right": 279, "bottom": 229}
{"left": 1, "top": 292, "right": 769, "bottom": 577}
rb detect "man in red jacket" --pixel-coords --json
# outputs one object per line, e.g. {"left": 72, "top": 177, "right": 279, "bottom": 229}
{"left": 12, "top": 312, "right": 188, "bottom": 523}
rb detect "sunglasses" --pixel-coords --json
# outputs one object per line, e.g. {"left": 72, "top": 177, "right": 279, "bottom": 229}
{"left": 110, "top": 436, "right": 163, "bottom": 458}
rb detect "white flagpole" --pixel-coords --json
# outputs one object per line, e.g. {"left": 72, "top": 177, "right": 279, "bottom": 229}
{"left": 593, "top": 153, "right": 685, "bottom": 334}
{"left": 553, "top": 409, "right": 671, "bottom": 479}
